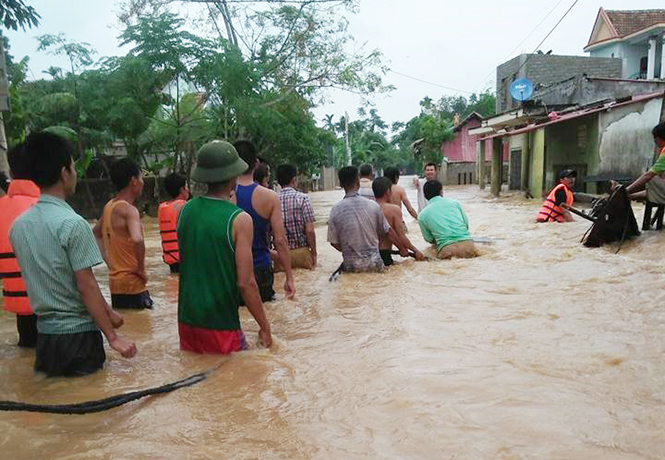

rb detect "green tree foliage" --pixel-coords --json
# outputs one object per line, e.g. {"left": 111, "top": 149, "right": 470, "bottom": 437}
{"left": 0, "top": 0, "right": 39, "bottom": 31}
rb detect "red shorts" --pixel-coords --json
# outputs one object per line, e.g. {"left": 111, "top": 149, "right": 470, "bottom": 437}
{"left": 178, "top": 323, "right": 247, "bottom": 354}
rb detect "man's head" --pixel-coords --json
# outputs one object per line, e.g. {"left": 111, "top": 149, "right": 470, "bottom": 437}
{"left": 338, "top": 165, "right": 359, "bottom": 192}
{"left": 372, "top": 176, "right": 392, "bottom": 201}
{"left": 110, "top": 158, "right": 144, "bottom": 197}
{"left": 253, "top": 163, "right": 270, "bottom": 187}
{"left": 423, "top": 179, "right": 443, "bottom": 201}
{"left": 652, "top": 122, "right": 665, "bottom": 148}
{"left": 234, "top": 140, "right": 258, "bottom": 174}
{"left": 277, "top": 164, "right": 298, "bottom": 188}
{"left": 16, "top": 131, "right": 77, "bottom": 195}
{"left": 164, "top": 172, "right": 188, "bottom": 200}
{"left": 558, "top": 169, "right": 576, "bottom": 188}
{"left": 192, "top": 140, "right": 248, "bottom": 194}
{"left": 7, "top": 139, "right": 32, "bottom": 180}
{"left": 384, "top": 166, "right": 400, "bottom": 185}
{"left": 424, "top": 162, "right": 438, "bottom": 181}
{"left": 359, "top": 164, "right": 373, "bottom": 179}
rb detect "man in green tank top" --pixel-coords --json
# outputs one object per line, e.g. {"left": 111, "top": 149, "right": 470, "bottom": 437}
{"left": 177, "top": 141, "right": 272, "bottom": 353}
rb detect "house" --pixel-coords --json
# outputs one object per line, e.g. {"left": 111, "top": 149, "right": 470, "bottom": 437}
{"left": 476, "top": 92, "right": 664, "bottom": 198}
{"left": 585, "top": 8, "right": 665, "bottom": 80}
{"left": 496, "top": 53, "right": 621, "bottom": 113}
{"left": 439, "top": 112, "right": 493, "bottom": 185}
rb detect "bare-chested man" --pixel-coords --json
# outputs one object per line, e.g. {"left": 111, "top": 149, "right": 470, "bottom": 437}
{"left": 372, "top": 177, "right": 426, "bottom": 266}
{"left": 384, "top": 166, "right": 418, "bottom": 221}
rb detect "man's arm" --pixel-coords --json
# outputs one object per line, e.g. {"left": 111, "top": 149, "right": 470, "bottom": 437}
{"left": 268, "top": 193, "right": 295, "bottom": 299}
{"left": 233, "top": 212, "right": 271, "bottom": 348}
{"left": 389, "top": 207, "right": 425, "bottom": 260}
{"left": 400, "top": 189, "right": 418, "bottom": 220}
{"left": 305, "top": 222, "right": 317, "bottom": 266}
{"left": 626, "top": 171, "right": 656, "bottom": 194}
{"left": 419, "top": 219, "right": 435, "bottom": 244}
{"left": 74, "top": 268, "right": 137, "bottom": 358}
{"left": 124, "top": 204, "right": 147, "bottom": 282}
{"left": 92, "top": 218, "right": 108, "bottom": 264}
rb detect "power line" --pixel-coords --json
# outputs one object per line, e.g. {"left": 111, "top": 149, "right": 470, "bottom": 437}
{"left": 388, "top": 69, "right": 474, "bottom": 95}
{"left": 476, "top": 0, "right": 566, "bottom": 91}
{"left": 517, "top": 0, "right": 581, "bottom": 72}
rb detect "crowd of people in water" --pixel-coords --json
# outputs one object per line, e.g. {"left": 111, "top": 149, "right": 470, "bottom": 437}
{"left": 1, "top": 121, "right": 664, "bottom": 377}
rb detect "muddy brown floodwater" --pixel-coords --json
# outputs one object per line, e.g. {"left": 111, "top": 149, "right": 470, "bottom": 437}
{"left": 1, "top": 177, "right": 664, "bottom": 460}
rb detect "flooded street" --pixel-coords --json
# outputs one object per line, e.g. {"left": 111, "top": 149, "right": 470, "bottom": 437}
{"left": 1, "top": 177, "right": 664, "bottom": 459}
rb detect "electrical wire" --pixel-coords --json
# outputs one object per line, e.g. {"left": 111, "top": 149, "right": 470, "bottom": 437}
{"left": 387, "top": 69, "right": 474, "bottom": 94}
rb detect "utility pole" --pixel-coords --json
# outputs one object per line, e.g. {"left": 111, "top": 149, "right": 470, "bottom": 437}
{"left": 0, "top": 32, "right": 10, "bottom": 174}
{"left": 344, "top": 111, "right": 352, "bottom": 166}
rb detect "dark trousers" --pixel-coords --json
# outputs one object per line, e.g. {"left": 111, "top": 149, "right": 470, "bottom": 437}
{"left": 254, "top": 265, "right": 275, "bottom": 302}
{"left": 16, "top": 314, "right": 38, "bottom": 348}
{"left": 111, "top": 290, "right": 154, "bottom": 309}
{"left": 34, "top": 331, "right": 106, "bottom": 377}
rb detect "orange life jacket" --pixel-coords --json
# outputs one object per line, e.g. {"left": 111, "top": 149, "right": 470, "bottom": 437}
{"left": 0, "top": 180, "right": 40, "bottom": 315}
{"left": 158, "top": 199, "right": 185, "bottom": 265}
{"left": 537, "top": 183, "right": 574, "bottom": 223}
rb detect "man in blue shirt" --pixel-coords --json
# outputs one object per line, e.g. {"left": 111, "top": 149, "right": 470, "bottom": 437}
{"left": 10, "top": 132, "right": 137, "bottom": 376}
{"left": 418, "top": 180, "right": 478, "bottom": 260}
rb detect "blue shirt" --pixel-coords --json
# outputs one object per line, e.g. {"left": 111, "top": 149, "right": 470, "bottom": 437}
{"left": 10, "top": 194, "right": 103, "bottom": 334}
{"left": 418, "top": 196, "right": 471, "bottom": 251}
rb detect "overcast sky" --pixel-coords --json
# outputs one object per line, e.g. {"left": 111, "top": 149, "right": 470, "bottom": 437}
{"left": 6, "top": 0, "right": 665, "bottom": 129}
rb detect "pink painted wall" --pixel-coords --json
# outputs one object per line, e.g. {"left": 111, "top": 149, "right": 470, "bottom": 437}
{"left": 441, "top": 118, "right": 482, "bottom": 163}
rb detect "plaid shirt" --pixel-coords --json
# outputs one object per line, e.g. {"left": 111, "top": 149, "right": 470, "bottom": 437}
{"left": 279, "top": 187, "right": 315, "bottom": 249}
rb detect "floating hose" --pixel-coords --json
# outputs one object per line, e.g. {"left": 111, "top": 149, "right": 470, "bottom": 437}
{"left": 0, "top": 368, "right": 213, "bottom": 415}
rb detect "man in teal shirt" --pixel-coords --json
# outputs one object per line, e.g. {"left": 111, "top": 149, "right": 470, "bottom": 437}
{"left": 418, "top": 180, "right": 478, "bottom": 259}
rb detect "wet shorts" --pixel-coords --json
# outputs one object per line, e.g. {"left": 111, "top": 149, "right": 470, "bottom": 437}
{"left": 168, "top": 263, "right": 180, "bottom": 274}
{"left": 111, "top": 290, "right": 154, "bottom": 309}
{"left": 16, "top": 314, "right": 37, "bottom": 348}
{"left": 379, "top": 249, "right": 394, "bottom": 267}
{"left": 254, "top": 265, "right": 275, "bottom": 302}
{"left": 179, "top": 323, "right": 247, "bottom": 355}
{"left": 34, "top": 331, "right": 106, "bottom": 377}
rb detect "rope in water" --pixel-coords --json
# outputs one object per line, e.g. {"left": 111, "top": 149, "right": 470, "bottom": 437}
{"left": 0, "top": 367, "right": 215, "bottom": 415}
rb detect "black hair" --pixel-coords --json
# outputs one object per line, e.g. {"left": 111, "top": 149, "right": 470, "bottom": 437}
{"left": 359, "top": 164, "right": 372, "bottom": 177}
{"left": 0, "top": 171, "right": 8, "bottom": 193}
{"left": 276, "top": 164, "right": 297, "bottom": 187}
{"left": 253, "top": 162, "right": 270, "bottom": 185}
{"left": 110, "top": 157, "right": 141, "bottom": 191}
{"left": 234, "top": 140, "right": 257, "bottom": 174}
{"left": 423, "top": 180, "right": 443, "bottom": 201}
{"left": 164, "top": 172, "right": 186, "bottom": 198}
{"left": 425, "top": 162, "right": 438, "bottom": 170}
{"left": 653, "top": 122, "right": 665, "bottom": 141}
{"left": 384, "top": 166, "right": 400, "bottom": 184}
{"left": 7, "top": 142, "right": 32, "bottom": 180}
{"left": 20, "top": 131, "right": 76, "bottom": 187}
{"left": 338, "top": 166, "right": 358, "bottom": 189}
{"left": 372, "top": 176, "right": 392, "bottom": 199}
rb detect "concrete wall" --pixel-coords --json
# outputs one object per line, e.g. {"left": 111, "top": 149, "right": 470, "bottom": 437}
{"left": 596, "top": 96, "right": 663, "bottom": 177}
{"left": 591, "top": 42, "right": 651, "bottom": 79}
{"left": 441, "top": 161, "right": 477, "bottom": 185}
{"left": 496, "top": 54, "right": 622, "bottom": 113}
{"left": 528, "top": 129, "right": 546, "bottom": 198}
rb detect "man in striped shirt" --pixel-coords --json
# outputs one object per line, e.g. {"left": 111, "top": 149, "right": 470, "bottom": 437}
{"left": 10, "top": 132, "right": 136, "bottom": 376}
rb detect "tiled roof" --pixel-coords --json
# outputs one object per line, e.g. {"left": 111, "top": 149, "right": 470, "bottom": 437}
{"left": 605, "top": 9, "right": 665, "bottom": 37}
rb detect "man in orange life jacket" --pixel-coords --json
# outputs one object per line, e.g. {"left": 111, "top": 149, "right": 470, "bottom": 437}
{"left": 0, "top": 142, "right": 40, "bottom": 347}
{"left": 536, "top": 169, "right": 576, "bottom": 223}
{"left": 158, "top": 173, "right": 189, "bottom": 274}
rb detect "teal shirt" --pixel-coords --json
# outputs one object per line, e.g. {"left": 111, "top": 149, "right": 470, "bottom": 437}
{"left": 418, "top": 196, "right": 471, "bottom": 251}
{"left": 10, "top": 194, "right": 103, "bottom": 334}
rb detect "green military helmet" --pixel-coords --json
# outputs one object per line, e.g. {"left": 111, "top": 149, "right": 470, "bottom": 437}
{"left": 43, "top": 126, "right": 78, "bottom": 143}
{"left": 191, "top": 140, "right": 248, "bottom": 184}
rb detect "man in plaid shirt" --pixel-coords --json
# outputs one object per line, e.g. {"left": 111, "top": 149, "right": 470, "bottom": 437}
{"left": 276, "top": 164, "right": 317, "bottom": 270}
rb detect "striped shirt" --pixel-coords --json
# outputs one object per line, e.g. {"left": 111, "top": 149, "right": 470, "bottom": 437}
{"left": 279, "top": 187, "right": 315, "bottom": 249}
{"left": 10, "top": 194, "right": 103, "bottom": 334}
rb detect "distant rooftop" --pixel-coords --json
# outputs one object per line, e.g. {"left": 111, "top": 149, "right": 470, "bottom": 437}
{"left": 586, "top": 8, "right": 665, "bottom": 49}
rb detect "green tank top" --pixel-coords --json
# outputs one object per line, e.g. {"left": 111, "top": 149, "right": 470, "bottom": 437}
{"left": 177, "top": 197, "right": 243, "bottom": 330}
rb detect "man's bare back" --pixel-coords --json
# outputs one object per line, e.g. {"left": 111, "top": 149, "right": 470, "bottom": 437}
{"left": 378, "top": 201, "right": 403, "bottom": 250}
{"left": 390, "top": 184, "right": 418, "bottom": 220}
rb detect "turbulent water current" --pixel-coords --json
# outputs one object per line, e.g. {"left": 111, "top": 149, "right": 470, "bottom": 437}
{"left": 1, "top": 177, "right": 664, "bottom": 459}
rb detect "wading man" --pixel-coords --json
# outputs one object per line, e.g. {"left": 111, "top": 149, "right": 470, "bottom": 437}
{"left": 384, "top": 166, "right": 418, "bottom": 221}
{"left": 11, "top": 132, "right": 136, "bottom": 376}
{"left": 94, "top": 158, "right": 153, "bottom": 309}
{"left": 413, "top": 162, "right": 439, "bottom": 212}
{"left": 536, "top": 170, "right": 576, "bottom": 223}
{"left": 328, "top": 166, "right": 407, "bottom": 273}
{"left": 178, "top": 141, "right": 271, "bottom": 353}
{"left": 234, "top": 141, "right": 295, "bottom": 301}
{"left": 358, "top": 164, "right": 375, "bottom": 200}
{"left": 418, "top": 180, "right": 478, "bottom": 259}
{"left": 372, "top": 177, "right": 425, "bottom": 266}
{"left": 276, "top": 164, "right": 317, "bottom": 270}
{"left": 158, "top": 173, "right": 189, "bottom": 274}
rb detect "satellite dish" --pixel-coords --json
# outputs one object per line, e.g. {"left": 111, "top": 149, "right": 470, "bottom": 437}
{"left": 510, "top": 78, "right": 534, "bottom": 102}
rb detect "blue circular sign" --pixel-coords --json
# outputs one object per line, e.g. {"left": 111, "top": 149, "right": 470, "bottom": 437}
{"left": 510, "top": 78, "right": 534, "bottom": 102}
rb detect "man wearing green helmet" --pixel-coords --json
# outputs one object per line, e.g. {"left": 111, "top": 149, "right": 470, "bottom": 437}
{"left": 177, "top": 140, "right": 272, "bottom": 353}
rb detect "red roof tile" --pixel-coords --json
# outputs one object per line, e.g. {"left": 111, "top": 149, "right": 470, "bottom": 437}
{"left": 605, "top": 9, "right": 665, "bottom": 37}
